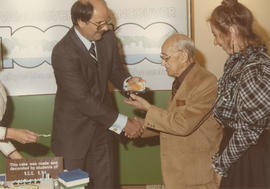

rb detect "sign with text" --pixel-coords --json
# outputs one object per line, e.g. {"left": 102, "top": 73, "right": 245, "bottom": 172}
{"left": 0, "top": 0, "right": 190, "bottom": 95}
{"left": 5, "top": 157, "right": 63, "bottom": 181}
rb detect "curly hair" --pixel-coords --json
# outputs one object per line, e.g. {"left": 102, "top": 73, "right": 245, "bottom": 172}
{"left": 208, "top": 0, "right": 262, "bottom": 48}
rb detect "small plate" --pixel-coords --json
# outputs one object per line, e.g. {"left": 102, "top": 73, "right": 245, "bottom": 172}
{"left": 124, "top": 80, "right": 146, "bottom": 98}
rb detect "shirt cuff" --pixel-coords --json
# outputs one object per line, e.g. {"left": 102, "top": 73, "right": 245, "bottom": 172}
{"left": 109, "top": 114, "right": 128, "bottom": 134}
{"left": 0, "top": 141, "right": 16, "bottom": 157}
{"left": 0, "top": 127, "right": 7, "bottom": 140}
{"left": 123, "top": 76, "right": 132, "bottom": 90}
{"left": 211, "top": 153, "right": 228, "bottom": 177}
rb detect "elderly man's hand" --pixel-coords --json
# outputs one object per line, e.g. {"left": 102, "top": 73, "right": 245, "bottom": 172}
{"left": 125, "top": 94, "right": 151, "bottom": 111}
{"left": 123, "top": 117, "right": 144, "bottom": 138}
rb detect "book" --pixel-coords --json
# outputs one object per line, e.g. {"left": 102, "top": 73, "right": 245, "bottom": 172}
{"left": 58, "top": 169, "right": 89, "bottom": 188}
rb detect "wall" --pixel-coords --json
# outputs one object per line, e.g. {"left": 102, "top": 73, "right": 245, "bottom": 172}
{"left": 0, "top": 92, "right": 167, "bottom": 184}
{"left": 193, "top": 0, "right": 270, "bottom": 77}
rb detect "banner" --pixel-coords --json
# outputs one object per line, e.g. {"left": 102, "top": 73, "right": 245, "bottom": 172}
{"left": 0, "top": 0, "right": 190, "bottom": 96}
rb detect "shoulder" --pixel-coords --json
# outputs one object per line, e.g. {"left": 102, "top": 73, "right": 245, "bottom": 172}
{"left": 180, "top": 64, "right": 217, "bottom": 99}
{"left": 98, "top": 30, "right": 117, "bottom": 45}
{"left": 53, "top": 28, "right": 77, "bottom": 53}
{"left": 188, "top": 63, "right": 217, "bottom": 87}
{"left": 240, "top": 53, "right": 270, "bottom": 82}
{"left": 237, "top": 54, "right": 270, "bottom": 101}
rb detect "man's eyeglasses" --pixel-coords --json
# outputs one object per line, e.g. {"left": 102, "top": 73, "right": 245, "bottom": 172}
{"left": 88, "top": 18, "right": 114, "bottom": 31}
{"left": 160, "top": 51, "right": 180, "bottom": 62}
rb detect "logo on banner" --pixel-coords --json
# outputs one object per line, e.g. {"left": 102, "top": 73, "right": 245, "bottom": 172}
{"left": 0, "top": 22, "right": 176, "bottom": 69}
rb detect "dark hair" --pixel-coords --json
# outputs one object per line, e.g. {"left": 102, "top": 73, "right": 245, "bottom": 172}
{"left": 71, "top": 1, "right": 94, "bottom": 25}
{"left": 208, "top": 0, "right": 262, "bottom": 48}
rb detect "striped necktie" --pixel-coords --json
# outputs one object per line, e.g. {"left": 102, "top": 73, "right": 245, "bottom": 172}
{"left": 89, "top": 42, "right": 97, "bottom": 62}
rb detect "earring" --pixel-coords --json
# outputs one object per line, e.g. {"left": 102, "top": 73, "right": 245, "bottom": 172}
{"left": 230, "top": 38, "right": 235, "bottom": 54}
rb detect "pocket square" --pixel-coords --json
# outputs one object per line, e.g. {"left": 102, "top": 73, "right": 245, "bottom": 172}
{"left": 176, "top": 99, "right": 186, "bottom": 106}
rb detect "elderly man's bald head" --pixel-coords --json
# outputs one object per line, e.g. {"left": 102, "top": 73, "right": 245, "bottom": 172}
{"left": 161, "top": 33, "right": 195, "bottom": 77}
{"left": 162, "top": 33, "right": 195, "bottom": 58}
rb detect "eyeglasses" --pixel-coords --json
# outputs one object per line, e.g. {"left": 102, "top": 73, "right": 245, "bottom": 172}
{"left": 88, "top": 18, "right": 114, "bottom": 31}
{"left": 160, "top": 51, "right": 180, "bottom": 62}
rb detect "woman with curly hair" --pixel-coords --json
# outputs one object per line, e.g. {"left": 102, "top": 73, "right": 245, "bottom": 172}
{"left": 208, "top": 0, "right": 270, "bottom": 188}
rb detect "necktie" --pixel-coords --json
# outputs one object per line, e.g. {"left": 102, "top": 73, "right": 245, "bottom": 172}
{"left": 89, "top": 42, "right": 97, "bottom": 62}
{"left": 171, "top": 62, "right": 196, "bottom": 99}
{"left": 171, "top": 78, "right": 180, "bottom": 99}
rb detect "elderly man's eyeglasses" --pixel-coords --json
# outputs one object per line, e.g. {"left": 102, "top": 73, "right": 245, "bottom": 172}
{"left": 88, "top": 18, "right": 114, "bottom": 31}
{"left": 160, "top": 51, "right": 180, "bottom": 62}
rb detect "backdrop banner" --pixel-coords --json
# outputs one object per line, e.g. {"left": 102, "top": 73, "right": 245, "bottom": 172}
{"left": 0, "top": 0, "right": 189, "bottom": 96}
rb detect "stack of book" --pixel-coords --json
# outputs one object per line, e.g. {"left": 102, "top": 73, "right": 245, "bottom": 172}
{"left": 58, "top": 169, "right": 89, "bottom": 189}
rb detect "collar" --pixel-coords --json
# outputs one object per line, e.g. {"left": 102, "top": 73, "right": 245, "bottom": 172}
{"left": 74, "top": 27, "right": 95, "bottom": 51}
{"left": 175, "top": 62, "right": 195, "bottom": 81}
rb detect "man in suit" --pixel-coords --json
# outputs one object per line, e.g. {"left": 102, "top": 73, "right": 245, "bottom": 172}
{"left": 51, "top": 0, "right": 143, "bottom": 188}
{"left": 125, "top": 33, "right": 223, "bottom": 189}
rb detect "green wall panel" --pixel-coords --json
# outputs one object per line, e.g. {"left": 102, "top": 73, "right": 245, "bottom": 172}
{"left": 0, "top": 91, "right": 170, "bottom": 184}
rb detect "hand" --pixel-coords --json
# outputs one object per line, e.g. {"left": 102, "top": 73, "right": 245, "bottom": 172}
{"left": 123, "top": 117, "right": 144, "bottom": 138}
{"left": 6, "top": 128, "right": 39, "bottom": 144}
{"left": 8, "top": 150, "right": 23, "bottom": 159}
{"left": 213, "top": 172, "right": 222, "bottom": 186}
{"left": 125, "top": 94, "right": 151, "bottom": 111}
{"left": 137, "top": 118, "right": 144, "bottom": 126}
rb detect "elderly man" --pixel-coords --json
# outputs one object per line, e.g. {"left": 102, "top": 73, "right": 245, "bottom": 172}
{"left": 125, "top": 33, "right": 223, "bottom": 189}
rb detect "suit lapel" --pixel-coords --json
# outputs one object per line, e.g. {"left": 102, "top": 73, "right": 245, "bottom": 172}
{"left": 95, "top": 37, "right": 110, "bottom": 99}
{"left": 168, "top": 63, "right": 200, "bottom": 109}
{"left": 69, "top": 27, "right": 98, "bottom": 67}
{"left": 69, "top": 28, "right": 102, "bottom": 98}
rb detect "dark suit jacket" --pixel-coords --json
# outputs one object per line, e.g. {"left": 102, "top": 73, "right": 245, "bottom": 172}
{"left": 51, "top": 27, "right": 130, "bottom": 159}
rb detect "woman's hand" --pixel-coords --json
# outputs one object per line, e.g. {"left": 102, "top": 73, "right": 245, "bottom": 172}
{"left": 213, "top": 172, "right": 222, "bottom": 186}
{"left": 6, "top": 128, "right": 39, "bottom": 144}
{"left": 8, "top": 150, "right": 23, "bottom": 159}
{"left": 125, "top": 94, "right": 151, "bottom": 111}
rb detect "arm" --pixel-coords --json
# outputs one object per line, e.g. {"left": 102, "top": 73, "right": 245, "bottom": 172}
{"left": 108, "top": 31, "right": 130, "bottom": 89}
{"left": 126, "top": 79, "right": 217, "bottom": 136}
{"left": 0, "top": 81, "right": 7, "bottom": 121}
{"left": 6, "top": 128, "right": 38, "bottom": 144}
{"left": 8, "top": 150, "right": 23, "bottom": 159}
{"left": 0, "top": 139, "right": 23, "bottom": 159}
{"left": 212, "top": 126, "right": 263, "bottom": 177}
{"left": 130, "top": 118, "right": 159, "bottom": 138}
{"left": 141, "top": 128, "right": 160, "bottom": 138}
{"left": 1, "top": 127, "right": 38, "bottom": 144}
{"left": 212, "top": 65, "right": 270, "bottom": 176}
{"left": 0, "top": 141, "right": 17, "bottom": 158}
